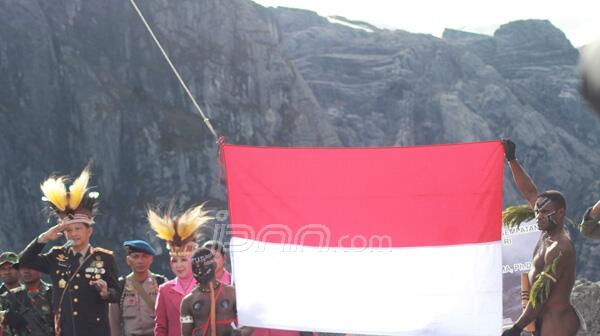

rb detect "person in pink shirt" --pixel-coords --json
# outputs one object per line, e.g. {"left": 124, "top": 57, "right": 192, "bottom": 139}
{"left": 201, "top": 240, "right": 231, "bottom": 285}
{"left": 148, "top": 204, "right": 212, "bottom": 336}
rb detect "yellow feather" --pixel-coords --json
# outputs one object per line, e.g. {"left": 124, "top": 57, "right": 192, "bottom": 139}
{"left": 176, "top": 204, "right": 212, "bottom": 241}
{"left": 40, "top": 177, "right": 68, "bottom": 211}
{"left": 68, "top": 167, "right": 91, "bottom": 210}
{"left": 147, "top": 208, "right": 175, "bottom": 241}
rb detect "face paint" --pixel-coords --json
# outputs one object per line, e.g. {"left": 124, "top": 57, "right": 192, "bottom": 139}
{"left": 535, "top": 197, "right": 552, "bottom": 212}
{"left": 546, "top": 210, "right": 558, "bottom": 229}
{"left": 191, "top": 250, "right": 215, "bottom": 284}
{"left": 535, "top": 197, "right": 560, "bottom": 232}
{"left": 193, "top": 301, "right": 205, "bottom": 311}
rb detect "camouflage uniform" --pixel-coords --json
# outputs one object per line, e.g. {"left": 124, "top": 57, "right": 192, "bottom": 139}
{"left": 0, "top": 281, "right": 53, "bottom": 336}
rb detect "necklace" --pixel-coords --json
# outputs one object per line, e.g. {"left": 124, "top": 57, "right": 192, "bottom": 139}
{"left": 198, "top": 281, "right": 220, "bottom": 293}
{"left": 178, "top": 278, "right": 195, "bottom": 293}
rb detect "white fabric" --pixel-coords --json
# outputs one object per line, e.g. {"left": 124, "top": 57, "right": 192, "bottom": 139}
{"left": 231, "top": 238, "right": 503, "bottom": 336}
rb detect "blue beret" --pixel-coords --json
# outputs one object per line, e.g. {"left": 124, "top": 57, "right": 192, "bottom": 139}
{"left": 123, "top": 240, "right": 156, "bottom": 256}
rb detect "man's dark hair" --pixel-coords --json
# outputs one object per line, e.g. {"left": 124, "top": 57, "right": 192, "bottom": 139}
{"left": 202, "top": 240, "right": 227, "bottom": 257}
{"left": 538, "top": 190, "right": 566, "bottom": 210}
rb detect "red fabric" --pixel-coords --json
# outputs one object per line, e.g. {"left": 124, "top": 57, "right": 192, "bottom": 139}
{"left": 251, "top": 329, "right": 301, "bottom": 336}
{"left": 223, "top": 141, "right": 503, "bottom": 248}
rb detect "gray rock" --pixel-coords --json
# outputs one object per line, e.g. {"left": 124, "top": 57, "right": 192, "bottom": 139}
{"left": 271, "top": 9, "right": 600, "bottom": 280}
{"left": 572, "top": 280, "right": 600, "bottom": 335}
{"left": 0, "top": 0, "right": 340, "bottom": 270}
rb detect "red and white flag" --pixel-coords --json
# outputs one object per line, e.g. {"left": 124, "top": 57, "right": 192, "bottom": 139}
{"left": 223, "top": 141, "right": 504, "bottom": 336}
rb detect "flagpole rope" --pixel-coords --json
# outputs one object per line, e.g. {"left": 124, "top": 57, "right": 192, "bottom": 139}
{"left": 129, "top": 0, "right": 220, "bottom": 141}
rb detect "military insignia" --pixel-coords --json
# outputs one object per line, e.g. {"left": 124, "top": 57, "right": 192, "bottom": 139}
{"left": 95, "top": 261, "right": 104, "bottom": 268}
{"left": 94, "top": 247, "right": 113, "bottom": 255}
{"left": 56, "top": 254, "right": 66, "bottom": 262}
{"left": 125, "top": 296, "right": 137, "bottom": 306}
{"left": 59, "top": 279, "right": 66, "bottom": 288}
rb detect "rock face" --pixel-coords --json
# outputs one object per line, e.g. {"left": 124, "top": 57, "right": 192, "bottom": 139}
{"left": 0, "top": 1, "right": 599, "bottom": 284}
{"left": 572, "top": 280, "right": 600, "bottom": 335}
{"left": 0, "top": 0, "right": 339, "bottom": 264}
{"left": 270, "top": 10, "right": 600, "bottom": 280}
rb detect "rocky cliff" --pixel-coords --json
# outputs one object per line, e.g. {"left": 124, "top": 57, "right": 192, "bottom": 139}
{"left": 0, "top": 0, "right": 339, "bottom": 265}
{"left": 270, "top": 9, "right": 600, "bottom": 280}
{"left": 0, "top": 1, "right": 599, "bottom": 284}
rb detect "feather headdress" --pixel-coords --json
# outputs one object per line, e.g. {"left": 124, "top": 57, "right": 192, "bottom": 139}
{"left": 40, "top": 166, "right": 99, "bottom": 225}
{"left": 148, "top": 203, "right": 212, "bottom": 257}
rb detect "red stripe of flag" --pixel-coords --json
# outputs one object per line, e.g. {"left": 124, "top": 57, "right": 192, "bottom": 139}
{"left": 224, "top": 141, "right": 503, "bottom": 248}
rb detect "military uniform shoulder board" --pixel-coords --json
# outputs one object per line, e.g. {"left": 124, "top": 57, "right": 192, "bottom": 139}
{"left": 50, "top": 246, "right": 66, "bottom": 255}
{"left": 94, "top": 247, "right": 114, "bottom": 255}
{"left": 8, "top": 286, "right": 23, "bottom": 294}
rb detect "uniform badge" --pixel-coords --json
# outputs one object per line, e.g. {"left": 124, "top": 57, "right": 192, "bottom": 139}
{"left": 125, "top": 295, "right": 138, "bottom": 306}
{"left": 56, "top": 254, "right": 66, "bottom": 262}
{"left": 58, "top": 279, "right": 67, "bottom": 288}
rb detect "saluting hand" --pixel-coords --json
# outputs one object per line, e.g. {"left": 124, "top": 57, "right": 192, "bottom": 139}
{"left": 38, "top": 221, "right": 67, "bottom": 243}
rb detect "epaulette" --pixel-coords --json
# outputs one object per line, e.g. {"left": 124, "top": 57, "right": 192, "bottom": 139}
{"left": 94, "top": 247, "right": 113, "bottom": 255}
{"left": 9, "top": 285, "right": 24, "bottom": 294}
{"left": 50, "top": 246, "right": 65, "bottom": 253}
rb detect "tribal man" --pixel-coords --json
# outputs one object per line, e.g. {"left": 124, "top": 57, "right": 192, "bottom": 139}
{"left": 180, "top": 248, "right": 252, "bottom": 336}
{"left": 501, "top": 140, "right": 580, "bottom": 336}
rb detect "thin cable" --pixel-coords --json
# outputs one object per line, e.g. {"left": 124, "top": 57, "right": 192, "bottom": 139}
{"left": 129, "top": 0, "right": 219, "bottom": 141}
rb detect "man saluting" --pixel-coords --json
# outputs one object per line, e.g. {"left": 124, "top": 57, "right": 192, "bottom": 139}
{"left": 19, "top": 167, "right": 119, "bottom": 336}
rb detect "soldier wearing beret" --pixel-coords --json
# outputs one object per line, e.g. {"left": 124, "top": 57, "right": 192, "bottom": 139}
{"left": 109, "top": 240, "right": 167, "bottom": 336}
{"left": 19, "top": 167, "right": 119, "bottom": 336}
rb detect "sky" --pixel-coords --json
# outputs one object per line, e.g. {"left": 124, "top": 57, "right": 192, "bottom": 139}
{"left": 253, "top": 0, "right": 600, "bottom": 47}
